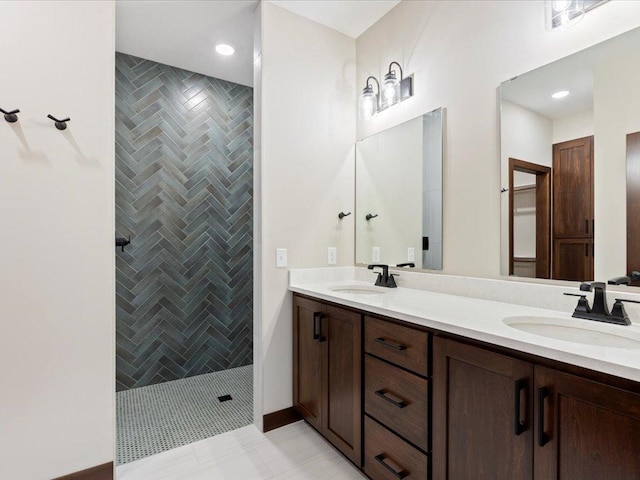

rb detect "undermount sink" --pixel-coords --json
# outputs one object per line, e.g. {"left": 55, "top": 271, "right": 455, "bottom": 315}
{"left": 330, "top": 285, "right": 389, "bottom": 295}
{"left": 503, "top": 316, "right": 640, "bottom": 349}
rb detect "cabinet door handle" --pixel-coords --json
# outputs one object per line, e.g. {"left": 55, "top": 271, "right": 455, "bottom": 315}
{"left": 585, "top": 243, "right": 589, "bottom": 257}
{"left": 313, "top": 312, "right": 321, "bottom": 340}
{"left": 313, "top": 312, "right": 326, "bottom": 342}
{"left": 514, "top": 378, "right": 528, "bottom": 436}
{"left": 375, "top": 389, "right": 408, "bottom": 409}
{"left": 538, "top": 387, "right": 550, "bottom": 447}
{"left": 585, "top": 219, "right": 589, "bottom": 234}
{"left": 375, "top": 337, "right": 407, "bottom": 351}
{"left": 374, "top": 454, "right": 408, "bottom": 479}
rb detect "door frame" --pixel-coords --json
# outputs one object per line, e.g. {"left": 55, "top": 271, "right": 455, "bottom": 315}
{"left": 509, "top": 158, "right": 552, "bottom": 278}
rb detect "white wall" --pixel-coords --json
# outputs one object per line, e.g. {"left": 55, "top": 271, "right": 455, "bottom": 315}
{"left": 594, "top": 49, "right": 640, "bottom": 280}
{"left": 259, "top": 2, "right": 356, "bottom": 414}
{"left": 0, "top": 2, "right": 114, "bottom": 479}
{"left": 553, "top": 109, "right": 594, "bottom": 144}
{"left": 356, "top": 0, "right": 640, "bottom": 280}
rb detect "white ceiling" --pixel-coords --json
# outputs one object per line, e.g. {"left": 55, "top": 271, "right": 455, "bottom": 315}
{"left": 270, "top": 0, "right": 401, "bottom": 38}
{"left": 501, "top": 26, "right": 640, "bottom": 119}
{"left": 116, "top": 1, "right": 258, "bottom": 87}
{"left": 116, "top": 0, "right": 400, "bottom": 88}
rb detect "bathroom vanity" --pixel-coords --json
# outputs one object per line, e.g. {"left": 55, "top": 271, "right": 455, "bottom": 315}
{"left": 291, "top": 274, "right": 640, "bottom": 480}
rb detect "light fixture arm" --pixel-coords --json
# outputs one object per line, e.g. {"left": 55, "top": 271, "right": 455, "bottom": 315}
{"left": 366, "top": 75, "right": 380, "bottom": 93}
{"left": 388, "top": 61, "right": 404, "bottom": 81}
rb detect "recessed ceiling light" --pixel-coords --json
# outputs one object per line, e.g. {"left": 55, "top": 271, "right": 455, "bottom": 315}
{"left": 215, "top": 44, "right": 235, "bottom": 56}
{"left": 552, "top": 90, "right": 570, "bottom": 99}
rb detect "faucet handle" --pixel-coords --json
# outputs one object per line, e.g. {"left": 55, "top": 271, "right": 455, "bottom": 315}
{"left": 609, "top": 298, "right": 638, "bottom": 325}
{"left": 564, "top": 293, "right": 591, "bottom": 314}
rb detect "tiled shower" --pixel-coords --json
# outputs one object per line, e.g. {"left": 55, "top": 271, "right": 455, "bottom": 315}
{"left": 114, "top": 52, "right": 254, "bottom": 462}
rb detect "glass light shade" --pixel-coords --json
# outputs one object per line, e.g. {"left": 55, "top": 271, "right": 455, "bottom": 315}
{"left": 545, "top": 0, "right": 585, "bottom": 31}
{"left": 359, "top": 86, "right": 378, "bottom": 120}
{"left": 381, "top": 72, "right": 401, "bottom": 108}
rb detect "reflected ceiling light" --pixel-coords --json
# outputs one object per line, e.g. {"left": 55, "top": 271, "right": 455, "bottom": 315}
{"left": 359, "top": 61, "right": 413, "bottom": 120}
{"left": 552, "top": 90, "right": 570, "bottom": 99}
{"left": 545, "top": 0, "right": 609, "bottom": 31}
{"left": 215, "top": 44, "right": 235, "bottom": 56}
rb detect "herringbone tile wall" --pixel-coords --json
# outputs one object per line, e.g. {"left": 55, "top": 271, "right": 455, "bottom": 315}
{"left": 115, "top": 53, "right": 253, "bottom": 391}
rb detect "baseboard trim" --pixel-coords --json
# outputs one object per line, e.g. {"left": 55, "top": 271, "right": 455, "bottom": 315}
{"left": 263, "top": 407, "right": 301, "bottom": 432}
{"left": 53, "top": 462, "right": 113, "bottom": 480}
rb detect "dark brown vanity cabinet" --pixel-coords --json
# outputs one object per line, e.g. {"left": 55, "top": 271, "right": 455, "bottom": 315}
{"left": 292, "top": 295, "right": 362, "bottom": 466}
{"left": 363, "top": 315, "right": 431, "bottom": 480}
{"left": 433, "top": 337, "right": 640, "bottom": 480}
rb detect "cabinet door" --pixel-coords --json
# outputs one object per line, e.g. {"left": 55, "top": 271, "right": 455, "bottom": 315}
{"left": 322, "top": 304, "right": 362, "bottom": 466}
{"left": 534, "top": 366, "right": 640, "bottom": 479}
{"left": 553, "top": 136, "right": 593, "bottom": 238}
{"left": 293, "top": 296, "right": 323, "bottom": 431}
{"left": 552, "top": 238, "right": 593, "bottom": 282}
{"left": 433, "top": 338, "right": 534, "bottom": 480}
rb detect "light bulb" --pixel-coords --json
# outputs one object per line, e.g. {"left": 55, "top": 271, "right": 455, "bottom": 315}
{"left": 552, "top": 0, "right": 572, "bottom": 11}
{"left": 382, "top": 72, "right": 400, "bottom": 108}
{"left": 552, "top": 90, "right": 570, "bottom": 99}
{"left": 215, "top": 44, "right": 235, "bottom": 56}
{"left": 359, "top": 86, "right": 377, "bottom": 120}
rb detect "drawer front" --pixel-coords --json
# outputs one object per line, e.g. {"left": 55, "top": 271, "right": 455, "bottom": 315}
{"left": 365, "top": 316, "right": 430, "bottom": 376}
{"left": 365, "top": 355, "right": 429, "bottom": 451}
{"left": 364, "top": 416, "right": 429, "bottom": 480}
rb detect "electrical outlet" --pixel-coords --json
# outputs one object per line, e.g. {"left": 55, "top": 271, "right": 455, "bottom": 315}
{"left": 276, "top": 248, "right": 287, "bottom": 268}
{"left": 407, "top": 247, "right": 415, "bottom": 262}
{"left": 372, "top": 247, "right": 381, "bottom": 263}
{"left": 328, "top": 247, "right": 337, "bottom": 265}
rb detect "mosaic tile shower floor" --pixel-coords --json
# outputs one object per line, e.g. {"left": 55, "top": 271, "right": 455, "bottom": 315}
{"left": 117, "top": 365, "right": 253, "bottom": 464}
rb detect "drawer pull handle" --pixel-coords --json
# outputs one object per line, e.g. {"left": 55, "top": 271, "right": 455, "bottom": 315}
{"left": 375, "top": 389, "right": 408, "bottom": 409}
{"left": 514, "top": 378, "right": 528, "bottom": 436}
{"left": 538, "top": 387, "right": 550, "bottom": 447}
{"left": 374, "top": 454, "right": 408, "bottom": 479}
{"left": 313, "top": 312, "right": 326, "bottom": 342}
{"left": 375, "top": 337, "right": 407, "bottom": 351}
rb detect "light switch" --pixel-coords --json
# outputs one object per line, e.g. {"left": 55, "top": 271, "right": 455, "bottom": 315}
{"left": 407, "top": 247, "right": 415, "bottom": 262}
{"left": 372, "top": 247, "right": 380, "bottom": 263}
{"left": 276, "top": 248, "right": 287, "bottom": 268}
{"left": 328, "top": 247, "right": 337, "bottom": 265}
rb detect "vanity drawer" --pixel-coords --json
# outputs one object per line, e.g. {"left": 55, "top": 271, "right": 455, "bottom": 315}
{"left": 364, "top": 416, "right": 429, "bottom": 480}
{"left": 365, "top": 316, "right": 430, "bottom": 376}
{"left": 365, "top": 355, "right": 429, "bottom": 451}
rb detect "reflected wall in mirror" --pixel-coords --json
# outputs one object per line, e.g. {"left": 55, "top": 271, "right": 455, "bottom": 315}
{"left": 500, "top": 27, "right": 640, "bottom": 285}
{"left": 356, "top": 108, "right": 444, "bottom": 269}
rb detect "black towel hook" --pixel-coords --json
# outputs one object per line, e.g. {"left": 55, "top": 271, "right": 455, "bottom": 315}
{"left": 1, "top": 108, "right": 19, "bottom": 123}
{"left": 366, "top": 213, "right": 378, "bottom": 221}
{"left": 338, "top": 211, "right": 351, "bottom": 219}
{"left": 47, "top": 114, "right": 71, "bottom": 130}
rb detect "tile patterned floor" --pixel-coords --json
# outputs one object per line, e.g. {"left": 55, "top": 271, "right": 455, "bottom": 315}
{"left": 116, "top": 421, "right": 367, "bottom": 480}
{"left": 117, "top": 366, "right": 253, "bottom": 464}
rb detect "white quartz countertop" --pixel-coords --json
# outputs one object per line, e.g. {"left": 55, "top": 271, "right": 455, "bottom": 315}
{"left": 289, "top": 279, "right": 640, "bottom": 382}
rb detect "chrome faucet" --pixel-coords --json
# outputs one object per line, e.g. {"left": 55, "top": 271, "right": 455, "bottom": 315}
{"left": 564, "top": 281, "right": 640, "bottom": 326}
{"left": 367, "top": 264, "right": 398, "bottom": 288}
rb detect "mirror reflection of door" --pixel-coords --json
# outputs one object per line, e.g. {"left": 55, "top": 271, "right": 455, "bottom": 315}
{"left": 509, "top": 159, "right": 551, "bottom": 278}
{"left": 627, "top": 131, "right": 640, "bottom": 286}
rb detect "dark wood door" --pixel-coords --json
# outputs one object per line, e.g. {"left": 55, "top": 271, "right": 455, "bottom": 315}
{"left": 552, "top": 238, "right": 593, "bottom": 282}
{"left": 627, "top": 131, "right": 640, "bottom": 285}
{"left": 534, "top": 366, "right": 640, "bottom": 479}
{"left": 321, "top": 303, "right": 362, "bottom": 466}
{"left": 292, "top": 295, "right": 323, "bottom": 431}
{"left": 433, "top": 338, "right": 534, "bottom": 480}
{"left": 552, "top": 136, "right": 593, "bottom": 239}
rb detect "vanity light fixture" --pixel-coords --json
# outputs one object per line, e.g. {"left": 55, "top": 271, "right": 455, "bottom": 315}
{"left": 359, "top": 76, "right": 380, "bottom": 120}
{"left": 215, "top": 44, "right": 235, "bottom": 56}
{"left": 552, "top": 90, "right": 570, "bottom": 99}
{"left": 545, "top": 0, "right": 609, "bottom": 31}
{"left": 359, "top": 61, "right": 413, "bottom": 120}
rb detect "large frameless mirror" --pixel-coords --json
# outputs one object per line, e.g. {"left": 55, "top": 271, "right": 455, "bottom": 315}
{"left": 355, "top": 108, "right": 444, "bottom": 270}
{"left": 500, "top": 26, "right": 640, "bottom": 285}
